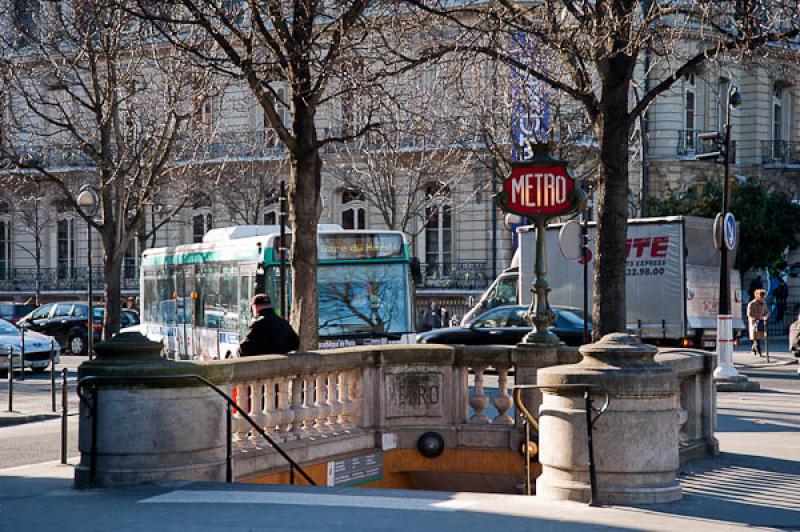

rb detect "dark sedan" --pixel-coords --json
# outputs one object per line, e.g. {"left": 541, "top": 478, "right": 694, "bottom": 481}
{"left": 417, "top": 305, "right": 590, "bottom": 346}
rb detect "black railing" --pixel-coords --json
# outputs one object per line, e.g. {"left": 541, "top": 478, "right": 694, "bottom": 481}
{"left": 0, "top": 267, "right": 139, "bottom": 292}
{"left": 76, "top": 374, "right": 316, "bottom": 487}
{"left": 17, "top": 144, "right": 95, "bottom": 169}
{"left": 419, "top": 262, "right": 490, "bottom": 290}
{"left": 761, "top": 140, "right": 800, "bottom": 165}
{"left": 175, "top": 130, "right": 288, "bottom": 161}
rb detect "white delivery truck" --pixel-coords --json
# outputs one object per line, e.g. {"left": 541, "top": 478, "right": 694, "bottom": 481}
{"left": 463, "top": 216, "right": 745, "bottom": 349}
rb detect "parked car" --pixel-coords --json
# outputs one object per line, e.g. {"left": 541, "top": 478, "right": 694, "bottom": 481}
{"left": 0, "top": 318, "right": 60, "bottom": 374}
{"left": 0, "top": 303, "right": 36, "bottom": 325}
{"left": 17, "top": 302, "right": 101, "bottom": 355}
{"left": 417, "top": 305, "right": 590, "bottom": 346}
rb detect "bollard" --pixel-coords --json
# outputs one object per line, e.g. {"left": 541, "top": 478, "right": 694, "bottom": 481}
{"left": 20, "top": 327, "right": 25, "bottom": 381}
{"left": 61, "top": 367, "right": 68, "bottom": 465}
{"left": 50, "top": 341, "right": 57, "bottom": 412}
{"left": 7, "top": 346, "right": 13, "bottom": 412}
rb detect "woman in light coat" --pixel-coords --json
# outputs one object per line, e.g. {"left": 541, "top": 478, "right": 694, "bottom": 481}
{"left": 747, "top": 289, "right": 769, "bottom": 356}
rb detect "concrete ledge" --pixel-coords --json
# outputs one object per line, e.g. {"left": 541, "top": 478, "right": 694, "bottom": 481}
{"left": 0, "top": 412, "right": 60, "bottom": 426}
{"left": 716, "top": 379, "right": 761, "bottom": 392}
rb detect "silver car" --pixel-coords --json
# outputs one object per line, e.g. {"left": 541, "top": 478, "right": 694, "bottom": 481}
{"left": 0, "top": 318, "right": 61, "bottom": 374}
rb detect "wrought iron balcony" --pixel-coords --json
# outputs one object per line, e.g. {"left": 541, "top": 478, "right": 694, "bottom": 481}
{"left": 761, "top": 140, "right": 800, "bottom": 165}
{"left": 17, "top": 144, "right": 95, "bottom": 169}
{"left": 0, "top": 267, "right": 139, "bottom": 293}
{"left": 419, "top": 262, "right": 491, "bottom": 290}
{"left": 174, "top": 130, "right": 288, "bottom": 162}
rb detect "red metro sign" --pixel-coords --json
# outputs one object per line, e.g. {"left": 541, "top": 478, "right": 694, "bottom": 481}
{"left": 497, "top": 159, "right": 583, "bottom": 218}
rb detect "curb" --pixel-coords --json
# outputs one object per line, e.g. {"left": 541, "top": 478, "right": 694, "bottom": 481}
{"left": 0, "top": 413, "right": 60, "bottom": 427}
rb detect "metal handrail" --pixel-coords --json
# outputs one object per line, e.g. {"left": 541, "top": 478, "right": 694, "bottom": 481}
{"left": 76, "top": 374, "right": 316, "bottom": 487}
{"left": 512, "top": 383, "right": 609, "bottom": 506}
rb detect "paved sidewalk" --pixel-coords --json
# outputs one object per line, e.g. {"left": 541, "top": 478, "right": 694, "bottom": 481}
{"left": 0, "top": 364, "right": 80, "bottom": 426}
{"left": 0, "top": 354, "right": 798, "bottom": 531}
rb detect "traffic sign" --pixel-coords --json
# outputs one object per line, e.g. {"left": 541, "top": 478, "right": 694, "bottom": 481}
{"left": 723, "top": 213, "right": 736, "bottom": 251}
{"left": 558, "top": 220, "right": 581, "bottom": 260}
{"left": 713, "top": 213, "right": 737, "bottom": 251}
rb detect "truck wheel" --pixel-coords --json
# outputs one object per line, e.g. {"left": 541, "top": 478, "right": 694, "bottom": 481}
{"left": 69, "top": 333, "right": 87, "bottom": 356}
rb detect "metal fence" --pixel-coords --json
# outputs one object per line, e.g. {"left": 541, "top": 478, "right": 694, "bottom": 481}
{"left": 0, "top": 267, "right": 139, "bottom": 293}
{"left": 418, "top": 262, "right": 491, "bottom": 291}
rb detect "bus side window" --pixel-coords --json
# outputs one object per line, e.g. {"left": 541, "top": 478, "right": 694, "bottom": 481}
{"left": 239, "top": 275, "right": 252, "bottom": 336}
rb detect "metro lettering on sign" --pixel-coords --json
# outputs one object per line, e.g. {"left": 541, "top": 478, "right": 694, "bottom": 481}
{"left": 499, "top": 163, "right": 577, "bottom": 217}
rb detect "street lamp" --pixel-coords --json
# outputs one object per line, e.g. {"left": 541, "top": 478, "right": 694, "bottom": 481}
{"left": 714, "top": 85, "right": 745, "bottom": 383}
{"left": 77, "top": 184, "right": 99, "bottom": 360}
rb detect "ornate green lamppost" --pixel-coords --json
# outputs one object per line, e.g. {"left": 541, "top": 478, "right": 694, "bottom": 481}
{"left": 497, "top": 144, "right": 586, "bottom": 344}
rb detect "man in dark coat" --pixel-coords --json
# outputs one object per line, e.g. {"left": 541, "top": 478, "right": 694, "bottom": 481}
{"left": 238, "top": 294, "right": 299, "bottom": 356}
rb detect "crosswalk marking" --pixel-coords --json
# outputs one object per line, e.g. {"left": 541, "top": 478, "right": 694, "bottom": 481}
{"left": 139, "top": 489, "right": 477, "bottom": 512}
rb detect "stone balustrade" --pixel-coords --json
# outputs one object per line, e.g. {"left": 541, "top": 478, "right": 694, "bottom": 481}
{"left": 655, "top": 348, "right": 719, "bottom": 462}
{"left": 75, "top": 333, "right": 719, "bottom": 494}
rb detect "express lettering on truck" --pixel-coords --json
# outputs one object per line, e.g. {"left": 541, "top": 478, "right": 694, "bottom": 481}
{"left": 625, "top": 236, "right": 669, "bottom": 258}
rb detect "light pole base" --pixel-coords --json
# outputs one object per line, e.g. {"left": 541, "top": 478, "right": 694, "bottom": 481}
{"left": 713, "top": 314, "right": 758, "bottom": 391}
{"left": 716, "top": 377, "right": 760, "bottom": 392}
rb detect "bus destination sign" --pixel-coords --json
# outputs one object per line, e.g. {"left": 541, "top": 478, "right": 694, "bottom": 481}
{"left": 319, "top": 234, "right": 404, "bottom": 261}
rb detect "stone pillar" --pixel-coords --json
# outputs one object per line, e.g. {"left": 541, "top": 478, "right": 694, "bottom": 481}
{"left": 74, "top": 332, "right": 227, "bottom": 488}
{"left": 536, "top": 333, "right": 681, "bottom": 505}
{"left": 512, "top": 343, "right": 581, "bottom": 423}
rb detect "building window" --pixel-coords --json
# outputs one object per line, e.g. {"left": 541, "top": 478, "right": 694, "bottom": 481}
{"left": 773, "top": 84, "right": 786, "bottom": 142}
{"left": 57, "top": 217, "right": 76, "bottom": 280}
{"left": 192, "top": 213, "right": 212, "bottom": 243}
{"left": 123, "top": 239, "right": 137, "bottom": 280}
{"left": 261, "top": 87, "right": 289, "bottom": 145}
{"left": 684, "top": 73, "right": 696, "bottom": 132}
{"left": 192, "top": 194, "right": 213, "bottom": 243}
{"left": 0, "top": 201, "right": 11, "bottom": 280}
{"left": 424, "top": 184, "right": 452, "bottom": 270}
{"left": 193, "top": 95, "right": 220, "bottom": 131}
{"left": 340, "top": 189, "right": 366, "bottom": 230}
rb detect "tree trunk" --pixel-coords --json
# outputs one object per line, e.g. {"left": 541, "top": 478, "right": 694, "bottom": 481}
{"left": 593, "top": 81, "right": 632, "bottom": 339}
{"left": 289, "top": 108, "right": 322, "bottom": 351}
{"left": 101, "top": 230, "right": 124, "bottom": 340}
{"left": 34, "top": 232, "right": 41, "bottom": 306}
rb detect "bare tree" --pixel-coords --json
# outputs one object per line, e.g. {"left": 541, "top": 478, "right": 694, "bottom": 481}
{"left": 407, "top": 0, "right": 800, "bottom": 337}
{"left": 128, "top": 0, "right": 404, "bottom": 349}
{"left": 0, "top": 0, "right": 215, "bottom": 338}
{"left": 6, "top": 186, "right": 54, "bottom": 305}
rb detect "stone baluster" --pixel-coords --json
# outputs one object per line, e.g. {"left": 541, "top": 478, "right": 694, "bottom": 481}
{"left": 249, "top": 381, "right": 266, "bottom": 439}
{"left": 276, "top": 378, "right": 293, "bottom": 441}
{"left": 339, "top": 370, "right": 355, "bottom": 429}
{"left": 232, "top": 383, "right": 250, "bottom": 440}
{"left": 492, "top": 366, "right": 514, "bottom": 425}
{"left": 327, "top": 370, "right": 343, "bottom": 433}
{"left": 315, "top": 374, "right": 331, "bottom": 435}
{"left": 260, "top": 379, "right": 275, "bottom": 437}
{"left": 289, "top": 375, "right": 305, "bottom": 439}
{"left": 302, "top": 374, "right": 318, "bottom": 438}
{"left": 347, "top": 369, "right": 362, "bottom": 428}
{"left": 469, "top": 366, "right": 490, "bottom": 424}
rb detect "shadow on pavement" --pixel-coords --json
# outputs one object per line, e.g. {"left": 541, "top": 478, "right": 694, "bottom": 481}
{"left": 641, "top": 453, "right": 800, "bottom": 529}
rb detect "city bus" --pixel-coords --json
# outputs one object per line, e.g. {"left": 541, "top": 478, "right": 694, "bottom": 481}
{"left": 138, "top": 225, "right": 416, "bottom": 359}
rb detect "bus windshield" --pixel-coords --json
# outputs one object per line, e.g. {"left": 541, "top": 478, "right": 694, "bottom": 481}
{"left": 318, "top": 263, "right": 410, "bottom": 337}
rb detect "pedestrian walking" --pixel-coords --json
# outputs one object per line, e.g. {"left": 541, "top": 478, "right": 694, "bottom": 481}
{"left": 238, "top": 294, "right": 299, "bottom": 356}
{"left": 747, "top": 289, "right": 769, "bottom": 357}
